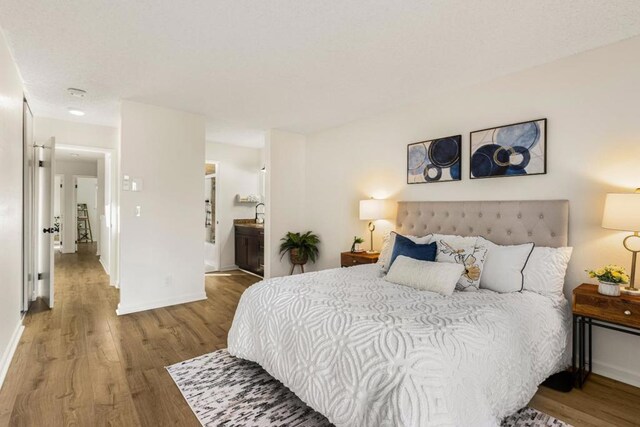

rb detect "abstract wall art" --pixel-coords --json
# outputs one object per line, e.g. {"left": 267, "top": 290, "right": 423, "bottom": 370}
{"left": 407, "top": 135, "right": 461, "bottom": 184}
{"left": 470, "top": 119, "right": 546, "bottom": 179}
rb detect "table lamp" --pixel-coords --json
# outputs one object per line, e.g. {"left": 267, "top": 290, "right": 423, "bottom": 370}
{"left": 602, "top": 188, "right": 640, "bottom": 294}
{"left": 359, "top": 198, "right": 394, "bottom": 253}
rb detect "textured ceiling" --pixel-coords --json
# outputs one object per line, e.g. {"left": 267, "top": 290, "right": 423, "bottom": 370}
{"left": 1, "top": 0, "right": 640, "bottom": 147}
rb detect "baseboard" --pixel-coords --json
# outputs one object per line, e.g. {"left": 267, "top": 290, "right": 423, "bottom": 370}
{"left": 592, "top": 360, "right": 640, "bottom": 388}
{"left": 116, "top": 292, "right": 207, "bottom": 316}
{"left": 99, "top": 258, "right": 110, "bottom": 276}
{"left": 238, "top": 268, "right": 264, "bottom": 279}
{"left": 0, "top": 322, "right": 25, "bottom": 389}
{"left": 219, "top": 264, "right": 239, "bottom": 272}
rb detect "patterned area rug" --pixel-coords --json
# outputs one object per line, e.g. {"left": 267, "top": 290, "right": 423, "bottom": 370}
{"left": 167, "top": 350, "right": 572, "bottom": 427}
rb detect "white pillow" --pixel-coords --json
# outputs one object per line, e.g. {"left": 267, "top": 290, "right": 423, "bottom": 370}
{"left": 433, "top": 234, "right": 488, "bottom": 291}
{"left": 523, "top": 246, "right": 573, "bottom": 296}
{"left": 479, "top": 238, "right": 535, "bottom": 293}
{"left": 385, "top": 255, "right": 465, "bottom": 296}
{"left": 378, "top": 232, "right": 432, "bottom": 271}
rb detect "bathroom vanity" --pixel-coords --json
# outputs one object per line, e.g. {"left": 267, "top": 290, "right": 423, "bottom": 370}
{"left": 234, "top": 221, "right": 264, "bottom": 277}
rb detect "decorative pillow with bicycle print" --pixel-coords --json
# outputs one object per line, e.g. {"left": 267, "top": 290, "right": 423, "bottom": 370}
{"left": 433, "top": 234, "right": 489, "bottom": 291}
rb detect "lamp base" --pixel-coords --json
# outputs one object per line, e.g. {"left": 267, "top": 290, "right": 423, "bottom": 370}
{"left": 621, "top": 286, "right": 640, "bottom": 296}
{"left": 365, "top": 250, "right": 377, "bottom": 254}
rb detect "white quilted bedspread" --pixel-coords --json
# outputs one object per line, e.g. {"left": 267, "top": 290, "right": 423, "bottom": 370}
{"left": 228, "top": 265, "right": 570, "bottom": 427}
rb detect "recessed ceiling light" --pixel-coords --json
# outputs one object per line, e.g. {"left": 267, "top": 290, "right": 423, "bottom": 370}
{"left": 68, "top": 108, "right": 85, "bottom": 116}
{"left": 70, "top": 153, "right": 80, "bottom": 157}
{"left": 67, "top": 88, "right": 86, "bottom": 98}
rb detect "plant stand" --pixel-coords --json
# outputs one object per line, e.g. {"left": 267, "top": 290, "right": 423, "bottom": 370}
{"left": 290, "top": 263, "right": 305, "bottom": 275}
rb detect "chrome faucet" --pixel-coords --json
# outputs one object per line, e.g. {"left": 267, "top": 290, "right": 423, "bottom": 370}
{"left": 255, "top": 203, "right": 265, "bottom": 223}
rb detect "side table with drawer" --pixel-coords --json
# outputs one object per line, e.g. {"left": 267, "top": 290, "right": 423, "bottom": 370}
{"left": 340, "top": 251, "right": 379, "bottom": 267}
{"left": 572, "top": 283, "right": 640, "bottom": 387}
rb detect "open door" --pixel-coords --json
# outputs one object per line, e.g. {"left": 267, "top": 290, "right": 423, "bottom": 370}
{"left": 36, "top": 137, "right": 56, "bottom": 308}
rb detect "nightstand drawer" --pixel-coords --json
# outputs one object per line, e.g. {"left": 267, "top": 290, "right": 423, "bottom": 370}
{"left": 341, "top": 252, "right": 378, "bottom": 267}
{"left": 573, "top": 291, "right": 640, "bottom": 329}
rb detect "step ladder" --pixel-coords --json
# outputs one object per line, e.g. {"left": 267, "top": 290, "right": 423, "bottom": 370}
{"left": 77, "top": 203, "right": 93, "bottom": 243}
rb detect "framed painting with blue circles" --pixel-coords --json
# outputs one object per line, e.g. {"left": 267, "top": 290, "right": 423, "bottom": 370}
{"left": 407, "top": 135, "right": 461, "bottom": 184}
{"left": 470, "top": 118, "right": 546, "bottom": 179}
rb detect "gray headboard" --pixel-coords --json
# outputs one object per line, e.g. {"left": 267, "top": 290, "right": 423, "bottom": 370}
{"left": 396, "top": 200, "right": 569, "bottom": 247}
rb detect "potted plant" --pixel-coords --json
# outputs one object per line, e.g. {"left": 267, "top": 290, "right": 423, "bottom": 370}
{"left": 351, "top": 236, "right": 365, "bottom": 253}
{"left": 279, "top": 231, "right": 320, "bottom": 274}
{"left": 586, "top": 264, "right": 629, "bottom": 296}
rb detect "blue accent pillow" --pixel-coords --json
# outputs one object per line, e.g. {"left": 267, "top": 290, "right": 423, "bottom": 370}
{"left": 389, "top": 234, "right": 437, "bottom": 268}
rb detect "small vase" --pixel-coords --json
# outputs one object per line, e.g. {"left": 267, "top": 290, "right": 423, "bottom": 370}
{"left": 598, "top": 281, "right": 621, "bottom": 296}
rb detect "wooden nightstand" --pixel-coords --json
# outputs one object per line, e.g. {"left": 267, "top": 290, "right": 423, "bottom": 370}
{"left": 572, "top": 284, "right": 640, "bottom": 388}
{"left": 341, "top": 251, "right": 379, "bottom": 267}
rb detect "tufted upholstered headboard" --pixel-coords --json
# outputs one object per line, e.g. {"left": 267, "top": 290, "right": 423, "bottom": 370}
{"left": 396, "top": 200, "right": 569, "bottom": 247}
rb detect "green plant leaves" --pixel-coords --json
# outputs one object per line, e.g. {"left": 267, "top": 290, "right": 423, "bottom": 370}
{"left": 279, "top": 231, "right": 321, "bottom": 263}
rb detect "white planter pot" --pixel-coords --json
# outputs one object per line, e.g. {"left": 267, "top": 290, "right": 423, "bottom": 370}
{"left": 598, "top": 281, "right": 621, "bottom": 296}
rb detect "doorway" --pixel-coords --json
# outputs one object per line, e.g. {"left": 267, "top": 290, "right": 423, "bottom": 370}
{"left": 75, "top": 176, "right": 99, "bottom": 254}
{"left": 55, "top": 144, "right": 117, "bottom": 288}
{"left": 53, "top": 174, "right": 64, "bottom": 250}
{"left": 204, "top": 162, "right": 220, "bottom": 272}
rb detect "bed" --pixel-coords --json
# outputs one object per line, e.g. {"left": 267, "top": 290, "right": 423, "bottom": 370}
{"left": 228, "top": 200, "right": 571, "bottom": 426}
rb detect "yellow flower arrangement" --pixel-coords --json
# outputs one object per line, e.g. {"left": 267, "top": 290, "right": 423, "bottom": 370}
{"left": 586, "top": 264, "right": 629, "bottom": 284}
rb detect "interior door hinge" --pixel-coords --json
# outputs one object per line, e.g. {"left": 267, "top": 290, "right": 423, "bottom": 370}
{"left": 37, "top": 272, "right": 43, "bottom": 280}
{"left": 75, "top": 184, "right": 78, "bottom": 189}
{"left": 38, "top": 160, "right": 44, "bottom": 167}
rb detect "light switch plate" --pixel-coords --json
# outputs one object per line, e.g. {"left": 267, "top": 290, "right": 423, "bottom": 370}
{"left": 122, "top": 175, "right": 131, "bottom": 191}
{"left": 131, "top": 177, "right": 144, "bottom": 192}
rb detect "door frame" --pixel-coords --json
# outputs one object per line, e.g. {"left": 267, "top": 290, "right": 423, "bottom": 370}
{"left": 205, "top": 160, "right": 220, "bottom": 273}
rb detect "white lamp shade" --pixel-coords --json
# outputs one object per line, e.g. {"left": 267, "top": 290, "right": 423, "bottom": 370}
{"left": 359, "top": 199, "right": 394, "bottom": 220}
{"left": 602, "top": 192, "right": 640, "bottom": 232}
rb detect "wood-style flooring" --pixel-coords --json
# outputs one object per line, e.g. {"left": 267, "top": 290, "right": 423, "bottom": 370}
{"left": 0, "top": 243, "right": 259, "bottom": 426}
{"left": 0, "top": 243, "right": 638, "bottom": 426}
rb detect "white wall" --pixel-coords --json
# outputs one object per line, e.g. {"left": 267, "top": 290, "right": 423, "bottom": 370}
{"left": 76, "top": 177, "right": 98, "bottom": 243}
{"left": 55, "top": 160, "right": 97, "bottom": 253}
{"left": 118, "top": 100, "right": 206, "bottom": 314}
{"left": 265, "top": 129, "right": 306, "bottom": 278}
{"left": 34, "top": 117, "right": 118, "bottom": 150}
{"left": 300, "top": 36, "right": 640, "bottom": 386}
{"left": 205, "top": 141, "right": 262, "bottom": 270}
{"left": 0, "top": 29, "right": 25, "bottom": 388}
{"left": 56, "top": 159, "right": 98, "bottom": 176}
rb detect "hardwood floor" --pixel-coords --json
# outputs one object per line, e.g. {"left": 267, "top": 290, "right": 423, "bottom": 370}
{"left": 0, "top": 243, "right": 638, "bottom": 426}
{"left": 0, "top": 243, "right": 260, "bottom": 426}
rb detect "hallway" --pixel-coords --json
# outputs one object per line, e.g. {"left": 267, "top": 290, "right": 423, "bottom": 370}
{"left": 0, "top": 244, "right": 260, "bottom": 426}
